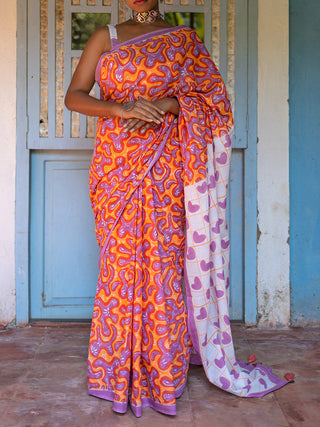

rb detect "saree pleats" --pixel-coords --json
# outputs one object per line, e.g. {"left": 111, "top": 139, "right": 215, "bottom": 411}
{"left": 88, "top": 113, "right": 191, "bottom": 415}
{"left": 88, "top": 25, "right": 288, "bottom": 417}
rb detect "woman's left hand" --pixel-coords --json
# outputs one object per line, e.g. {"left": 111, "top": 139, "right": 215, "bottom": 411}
{"left": 123, "top": 97, "right": 180, "bottom": 133}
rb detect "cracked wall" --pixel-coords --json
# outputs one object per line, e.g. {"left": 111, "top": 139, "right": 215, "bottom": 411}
{"left": 0, "top": 0, "right": 17, "bottom": 327}
{"left": 257, "top": 0, "right": 290, "bottom": 327}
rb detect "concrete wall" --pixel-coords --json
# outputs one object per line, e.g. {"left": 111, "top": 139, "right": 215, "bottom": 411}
{"left": 289, "top": 0, "right": 320, "bottom": 325}
{"left": 257, "top": 0, "right": 290, "bottom": 327}
{"left": 0, "top": 0, "right": 17, "bottom": 326}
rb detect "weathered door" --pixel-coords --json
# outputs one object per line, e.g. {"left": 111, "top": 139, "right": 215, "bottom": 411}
{"left": 29, "top": 0, "right": 250, "bottom": 320}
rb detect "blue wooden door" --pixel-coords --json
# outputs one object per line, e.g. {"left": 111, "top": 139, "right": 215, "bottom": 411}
{"left": 30, "top": 152, "right": 99, "bottom": 319}
{"left": 28, "top": 0, "right": 251, "bottom": 320}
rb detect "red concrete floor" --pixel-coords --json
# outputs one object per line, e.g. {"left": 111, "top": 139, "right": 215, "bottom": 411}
{"left": 0, "top": 324, "right": 319, "bottom": 427}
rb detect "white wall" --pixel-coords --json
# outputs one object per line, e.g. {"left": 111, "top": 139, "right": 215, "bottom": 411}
{"left": 257, "top": 0, "right": 290, "bottom": 327}
{"left": 0, "top": 0, "right": 17, "bottom": 326}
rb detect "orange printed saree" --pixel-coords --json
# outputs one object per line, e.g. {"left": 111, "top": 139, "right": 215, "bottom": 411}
{"left": 88, "top": 25, "right": 288, "bottom": 417}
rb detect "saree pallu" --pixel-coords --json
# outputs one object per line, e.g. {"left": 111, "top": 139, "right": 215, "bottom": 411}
{"left": 88, "top": 25, "right": 288, "bottom": 417}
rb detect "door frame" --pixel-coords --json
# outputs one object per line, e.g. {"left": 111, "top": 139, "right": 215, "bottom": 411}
{"left": 15, "top": 0, "right": 258, "bottom": 325}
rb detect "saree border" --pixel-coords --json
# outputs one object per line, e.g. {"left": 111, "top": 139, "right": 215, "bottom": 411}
{"left": 88, "top": 380, "right": 187, "bottom": 417}
{"left": 110, "top": 24, "right": 188, "bottom": 52}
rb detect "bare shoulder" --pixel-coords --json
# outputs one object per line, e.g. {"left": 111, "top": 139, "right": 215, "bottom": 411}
{"left": 83, "top": 25, "right": 111, "bottom": 57}
{"left": 65, "top": 25, "right": 111, "bottom": 94}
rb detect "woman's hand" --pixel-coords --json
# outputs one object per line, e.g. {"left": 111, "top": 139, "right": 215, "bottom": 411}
{"left": 122, "top": 99, "right": 165, "bottom": 123}
{"left": 154, "top": 97, "right": 180, "bottom": 116}
{"left": 123, "top": 97, "right": 180, "bottom": 133}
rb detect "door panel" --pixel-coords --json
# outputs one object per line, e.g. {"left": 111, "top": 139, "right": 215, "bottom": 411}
{"left": 29, "top": 0, "right": 249, "bottom": 320}
{"left": 228, "top": 149, "right": 244, "bottom": 319}
{"left": 30, "top": 151, "right": 99, "bottom": 319}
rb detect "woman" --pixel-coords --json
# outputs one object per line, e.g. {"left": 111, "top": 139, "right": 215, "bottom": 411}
{"left": 65, "top": 0, "right": 288, "bottom": 418}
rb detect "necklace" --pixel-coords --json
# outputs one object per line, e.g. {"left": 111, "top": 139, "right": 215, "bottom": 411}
{"left": 131, "top": 10, "right": 163, "bottom": 24}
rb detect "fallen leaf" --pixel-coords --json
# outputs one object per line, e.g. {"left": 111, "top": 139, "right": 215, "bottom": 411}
{"left": 284, "top": 373, "right": 295, "bottom": 382}
{"left": 248, "top": 354, "right": 257, "bottom": 363}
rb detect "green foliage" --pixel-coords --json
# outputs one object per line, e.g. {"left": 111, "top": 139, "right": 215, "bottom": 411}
{"left": 71, "top": 12, "right": 205, "bottom": 50}
{"left": 72, "top": 13, "right": 111, "bottom": 50}
{"left": 165, "top": 12, "right": 204, "bottom": 41}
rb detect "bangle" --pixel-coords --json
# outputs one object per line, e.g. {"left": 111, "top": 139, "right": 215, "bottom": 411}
{"left": 121, "top": 101, "right": 136, "bottom": 120}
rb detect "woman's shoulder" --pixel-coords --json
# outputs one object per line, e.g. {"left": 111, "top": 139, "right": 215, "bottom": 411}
{"left": 85, "top": 25, "right": 111, "bottom": 57}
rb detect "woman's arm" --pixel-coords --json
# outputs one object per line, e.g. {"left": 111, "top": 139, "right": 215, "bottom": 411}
{"left": 64, "top": 27, "right": 165, "bottom": 124}
{"left": 154, "top": 97, "right": 180, "bottom": 116}
{"left": 123, "top": 97, "right": 180, "bottom": 133}
{"left": 64, "top": 26, "right": 121, "bottom": 117}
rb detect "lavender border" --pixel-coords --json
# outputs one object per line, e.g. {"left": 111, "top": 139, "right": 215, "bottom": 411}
{"left": 236, "top": 360, "right": 289, "bottom": 398}
{"left": 88, "top": 381, "right": 186, "bottom": 418}
{"left": 88, "top": 388, "right": 128, "bottom": 413}
{"left": 190, "top": 353, "right": 202, "bottom": 365}
{"left": 183, "top": 256, "right": 201, "bottom": 356}
{"left": 110, "top": 25, "right": 187, "bottom": 52}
